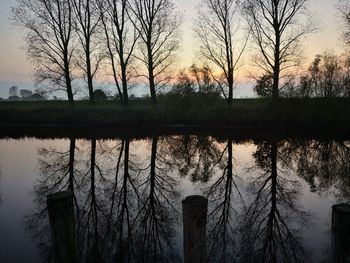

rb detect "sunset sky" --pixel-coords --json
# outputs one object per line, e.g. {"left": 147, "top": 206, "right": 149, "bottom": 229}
{"left": 0, "top": 0, "right": 346, "bottom": 98}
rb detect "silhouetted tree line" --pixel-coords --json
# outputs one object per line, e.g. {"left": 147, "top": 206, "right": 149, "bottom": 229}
{"left": 11, "top": 0, "right": 181, "bottom": 107}
{"left": 298, "top": 52, "right": 350, "bottom": 98}
{"left": 255, "top": 51, "right": 350, "bottom": 98}
{"left": 13, "top": 0, "right": 346, "bottom": 105}
{"left": 7, "top": 85, "right": 47, "bottom": 101}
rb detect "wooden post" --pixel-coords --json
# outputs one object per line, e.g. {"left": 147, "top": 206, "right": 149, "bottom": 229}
{"left": 182, "top": 195, "right": 208, "bottom": 263}
{"left": 332, "top": 204, "right": 350, "bottom": 263}
{"left": 47, "top": 191, "right": 79, "bottom": 263}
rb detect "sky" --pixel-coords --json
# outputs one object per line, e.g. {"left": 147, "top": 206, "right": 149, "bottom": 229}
{"left": 0, "top": 0, "right": 346, "bottom": 98}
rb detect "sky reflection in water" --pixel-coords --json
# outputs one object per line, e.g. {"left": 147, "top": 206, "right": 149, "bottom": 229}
{"left": 0, "top": 136, "right": 349, "bottom": 262}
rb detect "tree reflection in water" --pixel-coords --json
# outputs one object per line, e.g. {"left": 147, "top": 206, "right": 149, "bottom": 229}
{"left": 22, "top": 136, "right": 350, "bottom": 262}
{"left": 240, "top": 141, "right": 310, "bottom": 263}
{"left": 286, "top": 140, "right": 350, "bottom": 201}
{"left": 204, "top": 138, "right": 244, "bottom": 262}
{"left": 24, "top": 138, "right": 79, "bottom": 261}
{"left": 103, "top": 138, "right": 140, "bottom": 262}
{"left": 164, "top": 135, "right": 222, "bottom": 183}
{"left": 25, "top": 137, "right": 180, "bottom": 262}
{"left": 78, "top": 139, "right": 112, "bottom": 262}
{"left": 132, "top": 137, "right": 181, "bottom": 262}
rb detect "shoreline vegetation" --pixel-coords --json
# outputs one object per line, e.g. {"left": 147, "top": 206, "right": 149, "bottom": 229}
{"left": 1, "top": 98, "right": 349, "bottom": 137}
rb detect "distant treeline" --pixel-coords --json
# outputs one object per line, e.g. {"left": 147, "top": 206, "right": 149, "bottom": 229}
{"left": 9, "top": 0, "right": 350, "bottom": 106}
{"left": 5, "top": 86, "right": 46, "bottom": 101}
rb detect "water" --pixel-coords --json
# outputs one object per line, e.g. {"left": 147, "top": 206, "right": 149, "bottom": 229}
{"left": 0, "top": 135, "right": 349, "bottom": 262}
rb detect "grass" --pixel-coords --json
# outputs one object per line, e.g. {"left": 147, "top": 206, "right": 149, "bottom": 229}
{"left": 0, "top": 98, "right": 349, "bottom": 132}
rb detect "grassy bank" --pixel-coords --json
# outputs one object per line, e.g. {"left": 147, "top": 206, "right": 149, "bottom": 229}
{"left": 0, "top": 98, "right": 349, "bottom": 131}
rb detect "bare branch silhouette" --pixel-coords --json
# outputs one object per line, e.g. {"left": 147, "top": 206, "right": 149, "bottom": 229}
{"left": 11, "top": 0, "right": 77, "bottom": 105}
{"left": 128, "top": 0, "right": 182, "bottom": 106}
{"left": 195, "top": 0, "right": 249, "bottom": 105}
{"left": 242, "top": 0, "right": 314, "bottom": 99}
{"left": 98, "top": 0, "right": 139, "bottom": 106}
{"left": 71, "top": 0, "right": 103, "bottom": 103}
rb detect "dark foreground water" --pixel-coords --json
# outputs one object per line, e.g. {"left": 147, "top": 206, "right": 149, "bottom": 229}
{"left": 0, "top": 135, "right": 349, "bottom": 262}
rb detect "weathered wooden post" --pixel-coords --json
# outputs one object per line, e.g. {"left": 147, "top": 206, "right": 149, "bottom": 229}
{"left": 182, "top": 195, "right": 208, "bottom": 263}
{"left": 332, "top": 204, "right": 350, "bottom": 263}
{"left": 47, "top": 191, "right": 79, "bottom": 263}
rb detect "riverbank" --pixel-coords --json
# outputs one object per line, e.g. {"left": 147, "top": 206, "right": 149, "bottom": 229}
{"left": 1, "top": 98, "right": 349, "bottom": 133}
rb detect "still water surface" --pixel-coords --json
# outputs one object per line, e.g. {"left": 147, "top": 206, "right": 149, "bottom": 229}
{"left": 0, "top": 135, "right": 349, "bottom": 262}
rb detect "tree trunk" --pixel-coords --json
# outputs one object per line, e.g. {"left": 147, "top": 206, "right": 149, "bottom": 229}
{"left": 149, "top": 74, "right": 157, "bottom": 107}
{"left": 273, "top": 5, "right": 280, "bottom": 101}
{"left": 86, "top": 41, "right": 95, "bottom": 104}
{"left": 227, "top": 138, "right": 233, "bottom": 174}
{"left": 150, "top": 137, "right": 158, "bottom": 181}
{"left": 271, "top": 141, "right": 278, "bottom": 207}
{"left": 273, "top": 53, "right": 280, "bottom": 100}
{"left": 147, "top": 43, "right": 157, "bottom": 107}
{"left": 66, "top": 75, "right": 75, "bottom": 106}
{"left": 68, "top": 138, "right": 75, "bottom": 193}
{"left": 118, "top": 33, "right": 129, "bottom": 107}
{"left": 121, "top": 64, "right": 129, "bottom": 107}
{"left": 64, "top": 50, "right": 74, "bottom": 106}
{"left": 228, "top": 72, "right": 234, "bottom": 106}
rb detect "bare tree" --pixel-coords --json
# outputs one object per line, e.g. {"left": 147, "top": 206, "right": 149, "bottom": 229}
{"left": 339, "top": 0, "right": 350, "bottom": 44}
{"left": 195, "top": 0, "right": 248, "bottom": 105}
{"left": 242, "top": 0, "right": 313, "bottom": 99}
{"left": 71, "top": 0, "right": 103, "bottom": 104}
{"left": 99, "top": 0, "right": 138, "bottom": 106}
{"left": 12, "top": 0, "right": 76, "bottom": 105}
{"left": 129, "top": 0, "right": 181, "bottom": 106}
{"left": 98, "top": 0, "right": 138, "bottom": 106}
